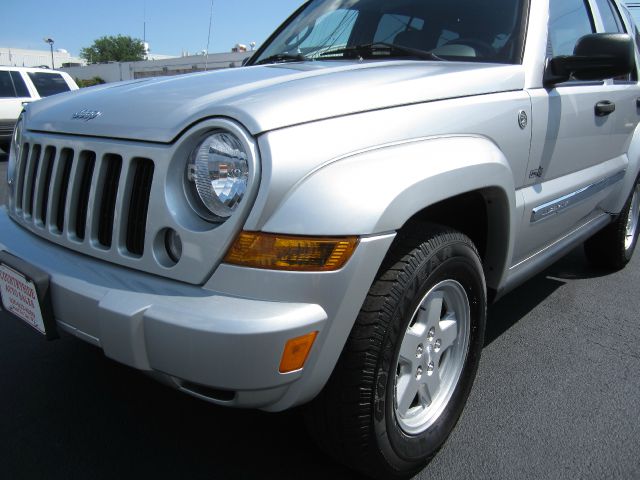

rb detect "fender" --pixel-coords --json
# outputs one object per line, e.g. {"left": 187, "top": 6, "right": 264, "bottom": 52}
{"left": 261, "top": 135, "right": 517, "bottom": 288}
{"left": 263, "top": 135, "right": 515, "bottom": 234}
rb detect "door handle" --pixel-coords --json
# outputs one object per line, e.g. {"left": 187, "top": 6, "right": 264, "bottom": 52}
{"left": 595, "top": 101, "right": 615, "bottom": 117}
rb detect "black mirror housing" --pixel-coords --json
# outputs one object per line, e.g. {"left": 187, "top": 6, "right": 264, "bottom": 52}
{"left": 544, "top": 33, "right": 634, "bottom": 87}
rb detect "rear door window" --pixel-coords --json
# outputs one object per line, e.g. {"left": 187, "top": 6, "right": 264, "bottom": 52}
{"left": 0, "top": 71, "right": 16, "bottom": 98}
{"left": 27, "top": 72, "right": 71, "bottom": 97}
{"left": 10, "top": 71, "right": 31, "bottom": 98}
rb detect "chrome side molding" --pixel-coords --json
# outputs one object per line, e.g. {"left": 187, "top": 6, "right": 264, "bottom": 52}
{"left": 531, "top": 170, "right": 625, "bottom": 223}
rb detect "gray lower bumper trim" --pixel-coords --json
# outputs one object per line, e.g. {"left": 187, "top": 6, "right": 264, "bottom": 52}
{"left": 0, "top": 208, "right": 327, "bottom": 407}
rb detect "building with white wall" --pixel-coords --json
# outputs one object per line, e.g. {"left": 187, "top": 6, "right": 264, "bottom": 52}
{"left": 0, "top": 47, "right": 85, "bottom": 68}
{"left": 60, "top": 51, "right": 251, "bottom": 83}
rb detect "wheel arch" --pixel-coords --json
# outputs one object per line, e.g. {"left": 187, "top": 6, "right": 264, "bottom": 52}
{"left": 398, "top": 186, "right": 511, "bottom": 293}
{"left": 262, "top": 135, "right": 516, "bottom": 290}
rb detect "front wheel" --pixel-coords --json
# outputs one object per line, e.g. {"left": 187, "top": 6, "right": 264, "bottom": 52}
{"left": 306, "top": 225, "right": 486, "bottom": 479}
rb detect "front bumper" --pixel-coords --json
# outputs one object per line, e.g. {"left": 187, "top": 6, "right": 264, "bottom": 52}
{"left": 0, "top": 208, "right": 395, "bottom": 410}
{"left": 0, "top": 120, "right": 16, "bottom": 144}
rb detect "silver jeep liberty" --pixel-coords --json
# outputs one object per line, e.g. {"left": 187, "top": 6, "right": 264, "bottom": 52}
{"left": 2, "top": 0, "right": 640, "bottom": 477}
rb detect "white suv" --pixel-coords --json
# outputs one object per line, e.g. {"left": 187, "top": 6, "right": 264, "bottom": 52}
{"left": 0, "top": 67, "right": 78, "bottom": 152}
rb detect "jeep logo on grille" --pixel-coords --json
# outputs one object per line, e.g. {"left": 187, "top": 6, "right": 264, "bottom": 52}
{"left": 72, "top": 109, "right": 102, "bottom": 121}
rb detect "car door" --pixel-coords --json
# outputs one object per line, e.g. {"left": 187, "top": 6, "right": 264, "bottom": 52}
{"left": 513, "top": 0, "right": 639, "bottom": 264}
{"left": 0, "top": 70, "right": 33, "bottom": 144}
{"left": 601, "top": 0, "right": 640, "bottom": 170}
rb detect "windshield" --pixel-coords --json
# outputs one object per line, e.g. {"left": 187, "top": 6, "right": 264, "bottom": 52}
{"left": 252, "top": 0, "right": 528, "bottom": 65}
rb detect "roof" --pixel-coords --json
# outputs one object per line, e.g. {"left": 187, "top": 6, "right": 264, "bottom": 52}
{"left": 0, "top": 66, "right": 67, "bottom": 73}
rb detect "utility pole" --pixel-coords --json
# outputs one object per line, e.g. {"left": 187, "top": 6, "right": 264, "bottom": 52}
{"left": 44, "top": 38, "right": 55, "bottom": 69}
{"left": 143, "top": 0, "right": 147, "bottom": 59}
{"left": 205, "top": 0, "right": 213, "bottom": 71}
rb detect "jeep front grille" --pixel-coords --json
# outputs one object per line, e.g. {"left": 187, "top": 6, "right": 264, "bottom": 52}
{"left": 12, "top": 142, "right": 154, "bottom": 258}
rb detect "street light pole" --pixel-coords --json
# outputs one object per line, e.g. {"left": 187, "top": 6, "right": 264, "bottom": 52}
{"left": 44, "top": 38, "right": 55, "bottom": 69}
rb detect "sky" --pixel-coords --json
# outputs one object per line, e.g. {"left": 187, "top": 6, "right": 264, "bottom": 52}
{"left": 2, "top": 0, "right": 305, "bottom": 57}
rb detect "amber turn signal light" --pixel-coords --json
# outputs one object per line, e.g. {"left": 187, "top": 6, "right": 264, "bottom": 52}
{"left": 279, "top": 331, "right": 318, "bottom": 373}
{"left": 224, "top": 232, "right": 359, "bottom": 271}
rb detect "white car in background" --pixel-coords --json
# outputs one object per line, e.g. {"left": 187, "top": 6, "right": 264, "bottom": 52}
{"left": 0, "top": 67, "right": 78, "bottom": 152}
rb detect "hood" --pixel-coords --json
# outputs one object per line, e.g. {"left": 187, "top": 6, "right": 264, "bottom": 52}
{"left": 25, "top": 61, "right": 525, "bottom": 143}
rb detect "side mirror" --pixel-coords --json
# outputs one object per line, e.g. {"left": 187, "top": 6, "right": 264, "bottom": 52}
{"left": 544, "top": 33, "right": 634, "bottom": 87}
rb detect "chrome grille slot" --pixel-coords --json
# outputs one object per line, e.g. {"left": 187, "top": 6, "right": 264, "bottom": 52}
{"left": 23, "top": 144, "right": 41, "bottom": 218}
{"left": 15, "top": 143, "right": 30, "bottom": 212}
{"left": 126, "top": 158, "right": 154, "bottom": 256}
{"left": 95, "top": 154, "right": 122, "bottom": 248}
{"left": 72, "top": 151, "right": 96, "bottom": 241}
{"left": 51, "top": 148, "right": 74, "bottom": 234}
{"left": 35, "top": 146, "right": 57, "bottom": 226}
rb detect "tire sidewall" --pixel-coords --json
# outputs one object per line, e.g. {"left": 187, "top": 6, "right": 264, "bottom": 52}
{"left": 372, "top": 238, "right": 486, "bottom": 472}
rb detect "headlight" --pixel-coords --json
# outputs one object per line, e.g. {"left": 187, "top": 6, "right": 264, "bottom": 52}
{"left": 7, "top": 115, "right": 23, "bottom": 188}
{"left": 186, "top": 131, "right": 249, "bottom": 221}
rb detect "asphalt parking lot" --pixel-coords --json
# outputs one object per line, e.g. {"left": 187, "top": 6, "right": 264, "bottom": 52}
{"left": 0, "top": 149, "right": 639, "bottom": 479}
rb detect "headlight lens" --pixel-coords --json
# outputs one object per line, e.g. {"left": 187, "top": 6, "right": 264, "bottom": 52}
{"left": 7, "top": 115, "right": 24, "bottom": 188}
{"left": 186, "top": 131, "right": 249, "bottom": 220}
{"left": 12, "top": 116, "right": 23, "bottom": 153}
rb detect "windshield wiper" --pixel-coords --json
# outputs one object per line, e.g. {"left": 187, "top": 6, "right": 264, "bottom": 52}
{"left": 254, "top": 53, "right": 308, "bottom": 65}
{"left": 319, "top": 42, "right": 443, "bottom": 61}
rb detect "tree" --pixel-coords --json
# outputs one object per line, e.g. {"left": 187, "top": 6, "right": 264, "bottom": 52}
{"left": 80, "top": 35, "right": 145, "bottom": 63}
{"left": 75, "top": 76, "right": 106, "bottom": 88}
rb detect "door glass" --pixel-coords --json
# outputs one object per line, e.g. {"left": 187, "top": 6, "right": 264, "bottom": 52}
{"left": 0, "top": 71, "right": 16, "bottom": 98}
{"left": 629, "top": 7, "right": 640, "bottom": 28}
{"left": 27, "top": 72, "right": 71, "bottom": 97}
{"left": 548, "top": 0, "right": 594, "bottom": 56}
{"left": 593, "top": 0, "right": 624, "bottom": 32}
{"left": 622, "top": 7, "right": 640, "bottom": 51}
{"left": 10, "top": 71, "right": 30, "bottom": 98}
{"left": 594, "top": 0, "right": 633, "bottom": 81}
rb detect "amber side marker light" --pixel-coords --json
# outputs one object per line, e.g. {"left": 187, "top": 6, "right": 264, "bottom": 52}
{"left": 224, "top": 232, "right": 359, "bottom": 271}
{"left": 280, "top": 331, "right": 318, "bottom": 373}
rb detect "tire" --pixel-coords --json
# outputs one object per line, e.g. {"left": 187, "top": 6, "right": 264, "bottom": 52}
{"left": 584, "top": 176, "right": 640, "bottom": 270}
{"left": 306, "top": 225, "right": 487, "bottom": 479}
